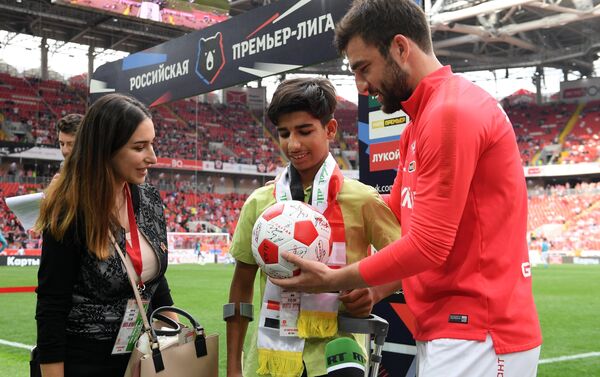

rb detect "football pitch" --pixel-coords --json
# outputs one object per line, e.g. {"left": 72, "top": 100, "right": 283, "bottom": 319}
{"left": 1, "top": 264, "right": 599, "bottom": 376}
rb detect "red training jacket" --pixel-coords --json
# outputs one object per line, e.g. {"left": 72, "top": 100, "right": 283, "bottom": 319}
{"left": 360, "top": 66, "right": 542, "bottom": 354}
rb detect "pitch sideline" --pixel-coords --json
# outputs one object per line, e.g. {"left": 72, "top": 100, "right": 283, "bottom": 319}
{"left": 3, "top": 339, "right": 599, "bottom": 365}
{"left": 0, "top": 338, "right": 34, "bottom": 350}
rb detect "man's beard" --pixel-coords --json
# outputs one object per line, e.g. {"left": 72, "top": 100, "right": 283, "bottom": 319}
{"left": 378, "top": 57, "right": 412, "bottom": 114}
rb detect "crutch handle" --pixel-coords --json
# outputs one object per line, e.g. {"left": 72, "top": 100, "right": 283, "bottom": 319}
{"left": 337, "top": 314, "right": 389, "bottom": 377}
{"left": 337, "top": 313, "right": 389, "bottom": 346}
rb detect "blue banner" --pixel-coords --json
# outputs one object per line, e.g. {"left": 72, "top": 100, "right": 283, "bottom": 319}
{"left": 90, "top": 0, "right": 352, "bottom": 106}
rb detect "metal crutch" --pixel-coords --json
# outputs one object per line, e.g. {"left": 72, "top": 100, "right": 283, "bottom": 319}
{"left": 337, "top": 313, "right": 389, "bottom": 377}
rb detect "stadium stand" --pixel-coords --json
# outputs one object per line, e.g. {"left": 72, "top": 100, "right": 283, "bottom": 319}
{"left": 528, "top": 182, "right": 600, "bottom": 253}
{"left": 2, "top": 73, "right": 600, "bottom": 254}
{"left": 2, "top": 174, "right": 599, "bottom": 254}
{"left": 505, "top": 101, "right": 578, "bottom": 166}
{"left": 154, "top": 98, "right": 281, "bottom": 166}
{"left": 0, "top": 73, "right": 86, "bottom": 145}
{"left": 6, "top": 72, "right": 597, "bottom": 169}
{"left": 0, "top": 180, "right": 248, "bottom": 249}
{"left": 560, "top": 100, "right": 600, "bottom": 164}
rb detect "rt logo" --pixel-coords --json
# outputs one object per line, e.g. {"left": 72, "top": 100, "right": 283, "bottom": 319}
{"left": 195, "top": 32, "right": 226, "bottom": 85}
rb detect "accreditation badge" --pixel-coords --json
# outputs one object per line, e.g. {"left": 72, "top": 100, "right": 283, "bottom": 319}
{"left": 111, "top": 299, "right": 149, "bottom": 354}
{"left": 279, "top": 290, "right": 300, "bottom": 337}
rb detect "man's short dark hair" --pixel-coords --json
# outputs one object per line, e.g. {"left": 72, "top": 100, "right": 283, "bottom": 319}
{"left": 334, "top": 0, "right": 432, "bottom": 57}
{"left": 267, "top": 77, "right": 337, "bottom": 126}
{"left": 56, "top": 113, "right": 83, "bottom": 136}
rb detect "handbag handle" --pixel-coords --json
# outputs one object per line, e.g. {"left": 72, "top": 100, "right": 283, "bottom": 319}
{"left": 112, "top": 235, "right": 171, "bottom": 373}
{"left": 152, "top": 313, "right": 182, "bottom": 336}
{"left": 150, "top": 306, "right": 209, "bottom": 359}
{"left": 150, "top": 306, "right": 204, "bottom": 335}
{"left": 112, "top": 235, "right": 209, "bottom": 374}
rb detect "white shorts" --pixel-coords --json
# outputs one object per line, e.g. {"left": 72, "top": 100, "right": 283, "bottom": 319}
{"left": 416, "top": 335, "right": 540, "bottom": 377}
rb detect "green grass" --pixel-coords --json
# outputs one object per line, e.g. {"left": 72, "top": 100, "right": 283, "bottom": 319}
{"left": 1, "top": 264, "right": 599, "bottom": 376}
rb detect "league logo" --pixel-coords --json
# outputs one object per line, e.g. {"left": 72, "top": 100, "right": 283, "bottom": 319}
{"left": 195, "top": 32, "right": 226, "bottom": 85}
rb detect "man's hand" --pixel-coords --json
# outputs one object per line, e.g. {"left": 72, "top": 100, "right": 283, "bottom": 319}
{"left": 270, "top": 252, "right": 339, "bottom": 293}
{"left": 339, "top": 288, "right": 375, "bottom": 318}
{"left": 270, "top": 252, "right": 368, "bottom": 293}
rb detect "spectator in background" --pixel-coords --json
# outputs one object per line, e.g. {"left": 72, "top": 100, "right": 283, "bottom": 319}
{"left": 9, "top": 161, "right": 17, "bottom": 176}
{"left": 52, "top": 114, "right": 83, "bottom": 185}
{"left": 541, "top": 237, "right": 550, "bottom": 268}
{"left": 56, "top": 113, "right": 83, "bottom": 159}
{"left": 0, "top": 231, "right": 8, "bottom": 253}
{"left": 194, "top": 240, "right": 203, "bottom": 263}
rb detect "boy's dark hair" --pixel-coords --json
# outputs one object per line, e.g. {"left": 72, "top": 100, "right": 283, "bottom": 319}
{"left": 267, "top": 77, "right": 337, "bottom": 126}
{"left": 334, "top": 0, "right": 432, "bottom": 57}
{"left": 56, "top": 113, "right": 84, "bottom": 136}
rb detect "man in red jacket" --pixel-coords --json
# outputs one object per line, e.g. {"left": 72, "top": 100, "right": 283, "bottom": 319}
{"left": 273, "top": 1, "right": 542, "bottom": 376}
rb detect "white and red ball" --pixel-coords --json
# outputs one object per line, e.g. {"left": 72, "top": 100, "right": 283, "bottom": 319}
{"left": 251, "top": 200, "right": 331, "bottom": 278}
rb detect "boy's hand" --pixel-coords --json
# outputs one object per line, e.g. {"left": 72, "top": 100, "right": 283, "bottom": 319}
{"left": 339, "top": 288, "right": 374, "bottom": 318}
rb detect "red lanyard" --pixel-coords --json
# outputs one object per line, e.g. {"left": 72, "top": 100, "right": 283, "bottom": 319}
{"left": 123, "top": 184, "right": 143, "bottom": 285}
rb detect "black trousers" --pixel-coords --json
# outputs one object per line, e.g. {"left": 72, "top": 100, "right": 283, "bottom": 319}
{"left": 32, "top": 335, "right": 130, "bottom": 377}
{"left": 64, "top": 335, "right": 130, "bottom": 377}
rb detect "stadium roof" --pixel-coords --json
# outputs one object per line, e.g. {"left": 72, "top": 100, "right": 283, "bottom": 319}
{"left": 305, "top": 0, "right": 600, "bottom": 76}
{"left": 429, "top": 0, "right": 600, "bottom": 75}
{"left": 1, "top": 0, "right": 599, "bottom": 76}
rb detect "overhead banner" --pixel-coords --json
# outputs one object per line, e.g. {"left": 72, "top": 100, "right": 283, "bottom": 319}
{"left": 91, "top": 0, "right": 352, "bottom": 106}
{"left": 560, "top": 77, "right": 600, "bottom": 103}
{"left": 224, "top": 86, "right": 266, "bottom": 110}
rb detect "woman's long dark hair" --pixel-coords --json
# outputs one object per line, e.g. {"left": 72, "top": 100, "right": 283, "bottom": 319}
{"left": 36, "top": 93, "right": 151, "bottom": 259}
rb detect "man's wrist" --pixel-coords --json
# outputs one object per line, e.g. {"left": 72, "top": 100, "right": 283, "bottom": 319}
{"left": 330, "top": 265, "right": 359, "bottom": 291}
{"left": 329, "top": 268, "right": 344, "bottom": 291}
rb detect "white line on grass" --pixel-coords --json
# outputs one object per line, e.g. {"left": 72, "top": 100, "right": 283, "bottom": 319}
{"left": 539, "top": 352, "right": 600, "bottom": 364}
{"left": 0, "top": 337, "right": 598, "bottom": 365}
{"left": 0, "top": 338, "right": 34, "bottom": 350}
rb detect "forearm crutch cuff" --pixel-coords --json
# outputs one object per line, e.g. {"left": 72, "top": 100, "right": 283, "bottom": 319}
{"left": 223, "top": 302, "right": 253, "bottom": 321}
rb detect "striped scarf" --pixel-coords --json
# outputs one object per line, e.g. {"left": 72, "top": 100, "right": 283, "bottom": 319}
{"left": 256, "top": 154, "right": 346, "bottom": 377}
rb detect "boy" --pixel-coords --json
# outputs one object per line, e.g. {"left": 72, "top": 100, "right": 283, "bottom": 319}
{"left": 226, "top": 77, "right": 401, "bottom": 377}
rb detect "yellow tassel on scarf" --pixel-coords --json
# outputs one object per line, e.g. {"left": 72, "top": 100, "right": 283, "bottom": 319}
{"left": 257, "top": 349, "right": 304, "bottom": 377}
{"left": 297, "top": 310, "right": 338, "bottom": 338}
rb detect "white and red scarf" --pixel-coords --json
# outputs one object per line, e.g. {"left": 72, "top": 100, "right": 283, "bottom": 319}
{"left": 257, "top": 154, "right": 346, "bottom": 377}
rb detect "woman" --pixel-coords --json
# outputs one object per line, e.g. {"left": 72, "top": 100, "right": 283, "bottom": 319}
{"left": 35, "top": 93, "right": 174, "bottom": 377}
